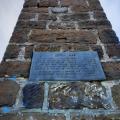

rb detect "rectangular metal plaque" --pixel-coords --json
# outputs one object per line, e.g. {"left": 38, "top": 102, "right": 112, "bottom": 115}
{"left": 29, "top": 52, "right": 106, "bottom": 81}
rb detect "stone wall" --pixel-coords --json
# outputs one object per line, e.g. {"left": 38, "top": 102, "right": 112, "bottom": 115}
{"left": 0, "top": 0, "right": 120, "bottom": 119}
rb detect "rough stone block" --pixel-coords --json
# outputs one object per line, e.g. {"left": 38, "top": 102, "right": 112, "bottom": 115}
{"left": 71, "top": 113, "right": 120, "bottom": 120}
{"left": 22, "top": 7, "right": 49, "bottom": 13}
{"left": 98, "top": 29, "right": 119, "bottom": 44}
{"left": 78, "top": 20, "right": 112, "bottom": 29}
{"left": 0, "top": 80, "right": 20, "bottom": 107}
{"left": 49, "top": 21, "right": 75, "bottom": 29}
{"left": 29, "top": 30, "right": 97, "bottom": 44}
{"left": 0, "top": 61, "right": 30, "bottom": 78}
{"left": 105, "top": 44, "right": 120, "bottom": 58}
{"left": 94, "top": 11, "right": 107, "bottom": 20}
{"left": 19, "top": 12, "right": 36, "bottom": 20}
{"left": 34, "top": 43, "right": 103, "bottom": 59}
{"left": 88, "top": 0, "right": 103, "bottom": 11}
{"left": 10, "top": 28, "right": 30, "bottom": 43}
{"left": 0, "top": 113, "right": 65, "bottom": 120}
{"left": 25, "top": 45, "right": 34, "bottom": 59}
{"left": 102, "top": 62, "right": 120, "bottom": 80}
{"left": 61, "top": 0, "right": 87, "bottom": 7}
{"left": 60, "top": 13, "right": 89, "bottom": 21}
{"left": 49, "top": 82, "right": 110, "bottom": 109}
{"left": 24, "top": 0, "right": 58, "bottom": 8}
{"left": 112, "top": 84, "right": 120, "bottom": 108}
{"left": 16, "top": 20, "right": 46, "bottom": 29}
{"left": 23, "top": 83, "right": 44, "bottom": 108}
{"left": 38, "top": 14, "right": 57, "bottom": 21}
{"left": 3, "top": 45, "right": 20, "bottom": 60}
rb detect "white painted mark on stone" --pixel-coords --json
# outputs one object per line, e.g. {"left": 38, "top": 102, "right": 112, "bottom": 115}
{"left": 89, "top": 11, "right": 96, "bottom": 21}
{"left": 27, "top": 30, "right": 32, "bottom": 40}
{"left": 65, "top": 112, "right": 71, "bottom": 120}
{"left": 46, "top": 20, "right": 52, "bottom": 30}
{"left": 74, "top": 21, "right": 79, "bottom": 31}
{"left": 85, "top": 0, "right": 90, "bottom": 7}
{"left": 17, "top": 47, "right": 25, "bottom": 61}
{"left": 42, "top": 82, "right": 49, "bottom": 111}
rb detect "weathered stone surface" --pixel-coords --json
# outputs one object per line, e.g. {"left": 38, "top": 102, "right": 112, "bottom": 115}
{"left": 38, "top": 14, "right": 57, "bottom": 21}
{"left": 25, "top": 45, "right": 34, "bottom": 59}
{"left": 19, "top": 12, "right": 36, "bottom": 20}
{"left": 3, "top": 45, "right": 20, "bottom": 60}
{"left": 49, "top": 82, "right": 110, "bottom": 109}
{"left": 0, "top": 113, "right": 65, "bottom": 120}
{"left": 22, "top": 7, "right": 49, "bottom": 13}
{"left": 78, "top": 20, "right": 112, "bottom": 29}
{"left": 29, "top": 30, "right": 97, "bottom": 44}
{"left": 102, "top": 62, "right": 120, "bottom": 80}
{"left": 94, "top": 11, "right": 107, "bottom": 20}
{"left": 34, "top": 43, "right": 103, "bottom": 59}
{"left": 3, "top": 45, "right": 34, "bottom": 60}
{"left": 60, "top": 13, "right": 89, "bottom": 21}
{"left": 112, "top": 84, "right": 120, "bottom": 108}
{"left": 23, "top": 83, "right": 44, "bottom": 108}
{"left": 19, "top": 12, "right": 57, "bottom": 21}
{"left": 71, "top": 113, "right": 120, "bottom": 120}
{"left": 105, "top": 44, "right": 120, "bottom": 58}
{"left": 10, "top": 28, "right": 30, "bottom": 43}
{"left": 61, "top": 0, "right": 89, "bottom": 12}
{"left": 49, "top": 21, "right": 75, "bottom": 29}
{"left": 51, "top": 7, "right": 68, "bottom": 14}
{"left": 88, "top": 0, "right": 103, "bottom": 11}
{"left": 99, "top": 29, "right": 119, "bottom": 43}
{"left": 0, "top": 80, "right": 20, "bottom": 106}
{"left": 16, "top": 20, "right": 46, "bottom": 29}
{"left": 0, "top": 61, "right": 30, "bottom": 77}
{"left": 24, "top": 0, "right": 58, "bottom": 7}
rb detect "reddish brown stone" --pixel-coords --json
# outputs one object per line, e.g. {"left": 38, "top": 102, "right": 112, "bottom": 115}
{"left": 0, "top": 113, "right": 65, "bottom": 120}
{"left": 22, "top": 7, "right": 49, "bottom": 13}
{"left": 16, "top": 20, "right": 47, "bottom": 29}
{"left": 0, "top": 80, "right": 20, "bottom": 107}
{"left": 105, "top": 44, "right": 120, "bottom": 58}
{"left": 60, "top": 13, "right": 89, "bottom": 21}
{"left": 112, "top": 84, "right": 120, "bottom": 108}
{"left": 3, "top": 45, "right": 20, "bottom": 60}
{"left": 102, "top": 62, "right": 120, "bottom": 80}
{"left": 78, "top": 20, "right": 112, "bottom": 29}
{"left": 10, "top": 28, "right": 30, "bottom": 43}
{"left": 30, "top": 30, "right": 97, "bottom": 44}
{"left": 98, "top": 29, "right": 119, "bottom": 44}
{"left": 19, "top": 12, "right": 57, "bottom": 21}
{"left": 23, "top": 0, "right": 58, "bottom": 8}
{"left": 0, "top": 61, "right": 30, "bottom": 78}
{"left": 3, "top": 45, "right": 34, "bottom": 60}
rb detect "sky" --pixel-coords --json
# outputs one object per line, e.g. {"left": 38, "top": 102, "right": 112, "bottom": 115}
{"left": 0, "top": 0, "right": 120, "bottom": 62}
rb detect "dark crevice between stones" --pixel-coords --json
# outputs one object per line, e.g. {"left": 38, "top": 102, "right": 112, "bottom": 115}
{"left": 37, "top": 3, "right": 40, "bottom": 8}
